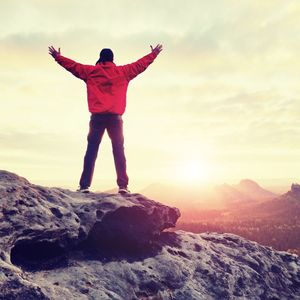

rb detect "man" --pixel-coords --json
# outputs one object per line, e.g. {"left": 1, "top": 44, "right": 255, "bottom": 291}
{"left": 48, "top": 44, "right": 163, "bottom": 194}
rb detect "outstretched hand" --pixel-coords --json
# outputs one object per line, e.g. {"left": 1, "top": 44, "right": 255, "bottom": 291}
{"left": 150, "top": 44, "right": 163, "bottom": 55}
{"left": 48, "top": 46, "right": 61, "bottom": 58}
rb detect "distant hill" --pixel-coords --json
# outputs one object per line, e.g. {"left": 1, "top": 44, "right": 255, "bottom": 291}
{"left": 191, "top": 183, "right": 300, "bottom": 222}
{"left": 212, "top": 179, "right": 278, "bottom": 209}
{"left": 176, "top": 184, "right": 300, "bottom": 253}
{"left": 213, "top": 183, "right": 251, "bottom": 206}
{"left": 234, "top": 179, "right": 277, "bottom": 201}
{"left": 140, "top": 179, "right": 278, "bottom": 214}
{"left": 241, "top": 184, "right": 300, "bottom": 221}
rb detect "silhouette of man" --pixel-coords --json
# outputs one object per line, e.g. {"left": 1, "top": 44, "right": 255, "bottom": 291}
{"left": 48, "top": 44, "right": 163, "bottom": 194}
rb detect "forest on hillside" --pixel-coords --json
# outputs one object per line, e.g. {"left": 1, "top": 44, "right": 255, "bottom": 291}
{"left": 176, "top": 218, "right": 300, "bottom": 256}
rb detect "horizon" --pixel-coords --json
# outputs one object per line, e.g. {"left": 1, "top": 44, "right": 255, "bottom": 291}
{"left": 26, "top": 173, "right": 296, "bottom": 195}
{"left": 1, "top": 1, "right": 300, "bottom": 193}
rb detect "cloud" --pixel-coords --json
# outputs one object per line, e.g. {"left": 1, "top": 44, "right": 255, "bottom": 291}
{"left": 0, "top": 130, "right": 83, "bottom": 155}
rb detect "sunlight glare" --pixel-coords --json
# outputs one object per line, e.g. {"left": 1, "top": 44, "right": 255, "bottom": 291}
{"left": 176, "top": 159, "right": 210, "bottom": 184}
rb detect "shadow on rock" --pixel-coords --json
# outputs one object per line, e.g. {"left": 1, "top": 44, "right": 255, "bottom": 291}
{"left": 10, "top": 230, "right": 181, "bottom": 270}
{"left": 10, "top": 240, "right": 68, "bottom": 271}
{"left": 74, "top": 231, "right": 181, "bottom": 263}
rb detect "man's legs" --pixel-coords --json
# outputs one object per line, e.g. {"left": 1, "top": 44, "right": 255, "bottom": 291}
{"left": 106, "top": 115, "right": 129, "bottom": 188}
{"left": 79, "top": 115, "right": 106, "bottom": 188}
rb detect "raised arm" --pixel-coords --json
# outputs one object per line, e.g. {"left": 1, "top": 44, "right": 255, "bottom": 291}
{"left": 122, "top": 44, "right": 163, "bottom": 81}
{"left": 48, "top": 46, "right": 91, "bottom": 81}
{"left": 150, "top": 44, "right": 163, "bottom": 55}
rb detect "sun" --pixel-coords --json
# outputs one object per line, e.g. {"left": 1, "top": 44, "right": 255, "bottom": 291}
{"left": 175, "top": 159, "right": 210, "bottom": 184}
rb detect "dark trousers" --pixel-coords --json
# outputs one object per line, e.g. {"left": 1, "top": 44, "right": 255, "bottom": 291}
{"left": 79, "top": 113, "right": 129, "bottom": 188}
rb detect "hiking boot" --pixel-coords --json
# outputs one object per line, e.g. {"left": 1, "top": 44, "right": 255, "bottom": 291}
{"left": 118, "top": 187, "right": 131, "bottom": 195}
{"left": 76, "top": 186, "right": 90, "bottom": 193}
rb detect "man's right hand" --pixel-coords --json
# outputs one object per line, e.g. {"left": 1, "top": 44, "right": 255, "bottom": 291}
{"left": 48, "top": 46, "right": 61, "bottom": 59}
{"left": 150, "top": 44, "right": 163, "bottom": 55}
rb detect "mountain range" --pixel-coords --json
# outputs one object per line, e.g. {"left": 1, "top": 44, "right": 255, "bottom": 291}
{"left": 140, "top": 179, "right": 279, "bottom": 220}
{"left": 175, "top": 182, "right": 300, "bottom": 255}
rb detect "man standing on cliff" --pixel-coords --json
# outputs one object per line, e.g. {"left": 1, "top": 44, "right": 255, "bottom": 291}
{"left": 48, "top": 44, "right": 163, "bottom": 194}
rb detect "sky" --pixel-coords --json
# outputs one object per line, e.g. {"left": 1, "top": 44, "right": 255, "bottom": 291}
{"left": 0, "top": 0, "right": 300, "bottom": 191}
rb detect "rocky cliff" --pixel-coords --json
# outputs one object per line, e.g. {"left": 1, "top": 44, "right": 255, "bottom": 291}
{"left": 0, "top": 170, "right": 299, "bottom": 300}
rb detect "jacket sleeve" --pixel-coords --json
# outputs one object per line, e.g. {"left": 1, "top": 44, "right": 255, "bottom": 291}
{"left": 122, "top": 52, "right": 158, "bottom": 81}
{"left": 55, "top": 55, "right": 91, "bottom": 81}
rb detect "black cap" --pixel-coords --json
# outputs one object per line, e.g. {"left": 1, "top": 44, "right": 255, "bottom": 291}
{"left": 96, "top": 48, "right": 114, "bottom": 64}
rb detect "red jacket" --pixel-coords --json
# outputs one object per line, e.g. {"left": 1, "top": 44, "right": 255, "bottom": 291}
{"left": 55, "top": 52, "right": 158, "bottom": 115}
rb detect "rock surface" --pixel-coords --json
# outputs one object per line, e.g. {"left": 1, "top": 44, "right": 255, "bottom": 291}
{"left": 0, "top": 170, "right": 300, "bottom": 299}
